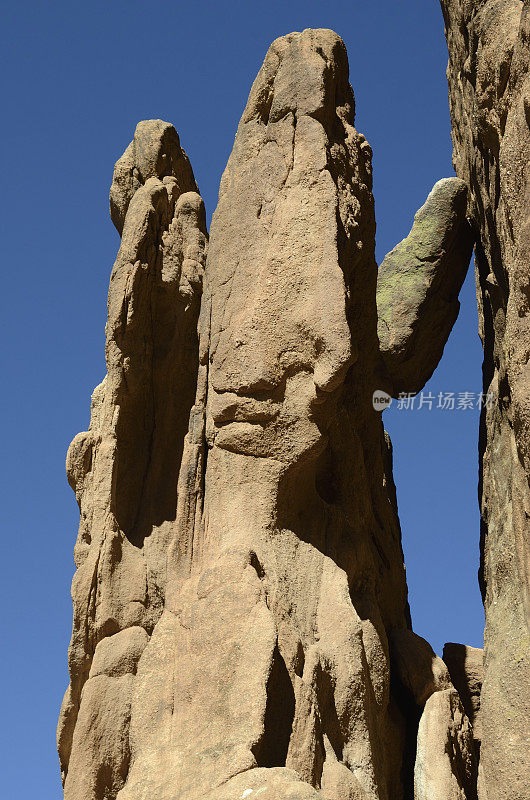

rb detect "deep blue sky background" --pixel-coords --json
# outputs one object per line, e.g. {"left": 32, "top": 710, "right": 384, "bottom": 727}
{"left": 1, "top": 1, "right": 484, "bottom": 796}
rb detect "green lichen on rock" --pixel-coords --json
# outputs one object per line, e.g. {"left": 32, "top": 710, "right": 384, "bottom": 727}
{"left": 377, "top": 177, "right": 474, "bottom": 395}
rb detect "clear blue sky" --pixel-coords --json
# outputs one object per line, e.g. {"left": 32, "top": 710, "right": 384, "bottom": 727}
{"left": 0, "top": 1, "right": 484, "bottom": 796}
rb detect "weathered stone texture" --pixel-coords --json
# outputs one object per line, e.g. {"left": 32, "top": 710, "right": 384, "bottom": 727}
{"left": 122, "top": 28, "right": 412, "bottom": 800}
{"left": 414, "top": 689, "right": 477, "bottom": 800}
{"left": 443, "top": 643, "right": 483, "bottom": 745}
{"left": 60, "top": 28, "right": 478, "bottom": 800}
{"left": 58, "top": 119, "right": 207, "bottom": 799}
{"left": 440, "top": 3, "right": 530, "bottom": 798}
{"left": 377, "top": 178, "right": 474, "bottom": 395}
{"left": 390, "top": 630, "right": 452, "bottom": 707}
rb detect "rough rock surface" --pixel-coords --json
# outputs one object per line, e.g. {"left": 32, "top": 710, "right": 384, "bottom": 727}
{"left": 390, "top": 629, "right": 452, "bottom": 706}
{"left": 440, "top": 3, "right": 530, "bottom": 798}
{"left": 377, "top": 178, "right": 474, "bottom": 395}
{"left": 414, "top": 689, "right": 477, "bottom": 800}
{"left": 443, "top": 643, "right": 483, "bottom": 744}
{"left": 121, "top": 29, "right": 412, "bottom": 800}
{"left": 60, "top": 29, "right": 476, "bottom": 800}
{"left": 58, "top": 119, "right": 207, "bottom": 799}
{"left": 388, "top": 632, "right": 478, "bottom": 800}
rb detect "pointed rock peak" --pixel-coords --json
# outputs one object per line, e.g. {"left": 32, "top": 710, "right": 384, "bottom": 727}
{"left": 242, "top": 28, "right": 354, "bottom": 129}
{"left": 110, "top": 118, "right": 198, "bottom": 234}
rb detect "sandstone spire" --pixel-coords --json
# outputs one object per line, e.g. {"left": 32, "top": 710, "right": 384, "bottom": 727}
{"left": 60, "top": 30, "right": 478, "bottom": 800}
{"left": 439, "top": 3, "right": 530, "bottom": 798}
{"left": 121, "top": 29, "right": 413, "bottom": 800}
{"left": 58, "top": 119, "right": 207, "bottom": 799}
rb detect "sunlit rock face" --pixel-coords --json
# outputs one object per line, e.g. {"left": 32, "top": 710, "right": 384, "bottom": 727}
{"left": 440, "top": 3, "right": 530, "bottom": 799}
{"left": 122, "top": 29, "right": 413, "bottom": 800}
{"left": 60, "top": 28, "right": 477, "bottom": 800}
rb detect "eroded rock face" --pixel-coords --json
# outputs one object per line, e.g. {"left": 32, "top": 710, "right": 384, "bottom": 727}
{"left": 121, "top": 29, "right": 412, "bottom": 800}
{"left": 388, "top": 632, "right": 478, "bottom": 800}
{"left": 443, "top": 643, "right": 483, "bottom": 745}
{"left": 414, "top": 689, "right": 477, "bottom": 800}
{"left": 390, "top": 630, "right": 452, "bottom": 707}
{"left": 61, "top": 29, "right": 477, "bottom": 800}
{"left": 440, "top": 3, "right": 530, "bottom": 798}
{"left": 58, "top": 119, "right": 207, "bottom": 800}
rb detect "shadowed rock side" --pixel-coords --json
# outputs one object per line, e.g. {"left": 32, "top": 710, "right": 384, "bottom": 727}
{"left": 439, "top": 2, "right": 530, "bottom": 799}
{"left": 377, "top": 178, "right": 474, "bottom": 396}
{"left": 443, "top": 643, "right": 483, "bottom": 750}
{"left": 58, "top": 120, "right": 207, "bottom": 800}
{"left": 389, "top": 630, "right": 478, "bottom": 800}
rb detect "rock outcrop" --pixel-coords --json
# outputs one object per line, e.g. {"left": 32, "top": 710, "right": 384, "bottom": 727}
{"left": 443, "top": 643, "right": 483, "bottom": 746}
{"left": 58, "top": 119, "right": 207, "bottom": 800}
{"left": 60, "top": 29, "right": 478, "bottom": 800}
{"left": 440, "top": 3, "right": 530, "bottom": 799}
{"left": 121, "top": 29, "right": 414, "bottom": 800}
{"left": 388, "top": 631, "right": 479, "bottom": 800}
{"left": 377, "top": 178, "right": 474, "bottom": 395}
{"left": 414, "top": 689, "right": 477, "bottom": 800}
{"left": 390, "top": 630, "right": 452, "bottom": 707}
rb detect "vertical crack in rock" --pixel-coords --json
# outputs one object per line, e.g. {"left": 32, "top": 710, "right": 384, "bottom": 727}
{"left": 252, "top": 645, "right": 296, "bottom": 769}
{"left": 439, "top": 3, "right": 530, "bottom": 799}
{"left": 58, "top": 119, "right": 207, "bottom": 800}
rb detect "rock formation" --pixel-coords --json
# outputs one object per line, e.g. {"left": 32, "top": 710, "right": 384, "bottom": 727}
{"left": 58, "top": 119, "right": 208, "bottom": 799}
{"left": 443, "top": 643, "right": 483, "bottom": 749}
{"left": 60, "top": 28, "right": 480, "bottom": 800}
{"left": 377, "top": 178, "right": 473, "bottom": 395}
{"left": 414, "top": 689, "right": 477, "bottom": 800}
{"left": 440, "top": 3, "right": 530, "bottom": 799}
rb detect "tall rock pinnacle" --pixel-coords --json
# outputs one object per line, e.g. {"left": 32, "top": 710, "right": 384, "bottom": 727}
{"left": 122, "top": 29, "right": 412, "bottom": 800}
{"left": 60, "top": 30, "right": 478, "bottom": 800}
{"left": 58, "top": 119, "right": 207, "bottom": 800}
{"left": 439, "top": 3, "right": 530, "bottom": 799}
